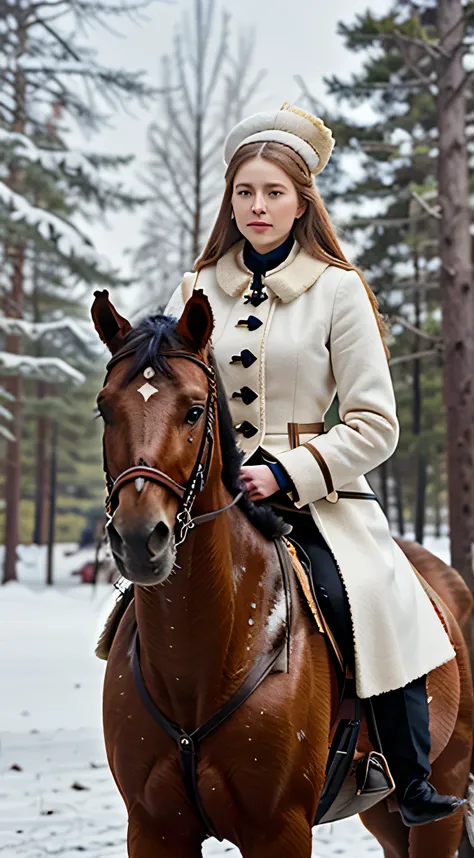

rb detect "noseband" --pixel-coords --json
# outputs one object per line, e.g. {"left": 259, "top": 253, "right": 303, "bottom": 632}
{"left": 102, "top": 346, "right": 243, "bottom": 544}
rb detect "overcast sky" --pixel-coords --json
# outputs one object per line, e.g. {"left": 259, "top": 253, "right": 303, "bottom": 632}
{"left": 69, "top": 0, "right": 392, "bottom": 279}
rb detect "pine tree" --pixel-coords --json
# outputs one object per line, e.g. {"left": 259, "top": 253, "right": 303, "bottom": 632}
{"left": 0, "top": 0, "right": 168, "bottom": 581}
{"left": 296, "top": 1, "right": 473, "bottom": 550}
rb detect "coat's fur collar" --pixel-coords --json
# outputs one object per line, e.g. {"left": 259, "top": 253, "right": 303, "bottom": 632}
{"left": 216, "top": 239, "right": 330, "bottom": 303}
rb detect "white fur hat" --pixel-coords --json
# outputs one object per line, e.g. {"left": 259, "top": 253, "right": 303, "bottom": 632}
{"left": 223, "top": 102, "right": 335, "bottom": 176}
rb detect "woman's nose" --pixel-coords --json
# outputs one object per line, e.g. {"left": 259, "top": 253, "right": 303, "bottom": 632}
{"left": 252, "top": 195, "right": 266, "bottom": 214}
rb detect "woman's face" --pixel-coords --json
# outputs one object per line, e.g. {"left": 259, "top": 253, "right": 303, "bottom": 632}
{"left": 231, "top": 157, "right": 306, "bottom": 253}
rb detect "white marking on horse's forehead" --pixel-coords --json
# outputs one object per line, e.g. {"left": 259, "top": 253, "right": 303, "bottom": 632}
{"left": 138, "top": 382, "right": 158, "bottom": 401}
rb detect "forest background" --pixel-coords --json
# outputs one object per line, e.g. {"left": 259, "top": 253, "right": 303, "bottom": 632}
{"left": 1, "top": 0, "right": 473, "bottom": 583}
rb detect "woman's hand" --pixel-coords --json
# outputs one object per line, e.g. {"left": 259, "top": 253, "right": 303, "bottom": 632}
{"left": 239, "top": 465, "right": 279, "bottom": 502}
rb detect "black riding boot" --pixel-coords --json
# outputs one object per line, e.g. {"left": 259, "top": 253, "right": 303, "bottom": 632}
{"left": 371, "top": 678, "right": 466, "bottom": 826}
{"left": 273, "top": 501, "right": 465, "bottom": 828}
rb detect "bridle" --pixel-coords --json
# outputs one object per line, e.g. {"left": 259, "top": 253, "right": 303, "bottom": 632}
{"left": 102, "top": 345, "right": 243, "bottom": 545}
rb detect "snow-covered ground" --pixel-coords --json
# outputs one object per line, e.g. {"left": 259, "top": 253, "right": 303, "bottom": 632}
{"left": 0, "top": 537, "right": 453, "bottom": 857}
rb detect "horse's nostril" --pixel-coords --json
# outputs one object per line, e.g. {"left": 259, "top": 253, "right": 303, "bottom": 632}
{"left": 107, "top": 522, "right": 123, "bottom": 555}
{"left": 148, "top": 521, "right": 171, "bottom": 557}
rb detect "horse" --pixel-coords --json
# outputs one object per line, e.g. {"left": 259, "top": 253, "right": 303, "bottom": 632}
{"left": 91, "top": 287, "right": 473, "bottom": 858}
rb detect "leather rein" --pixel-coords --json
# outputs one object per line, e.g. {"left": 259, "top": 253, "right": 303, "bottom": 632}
{"left": 103, "top": 345, "right": 243, "bottom": 545}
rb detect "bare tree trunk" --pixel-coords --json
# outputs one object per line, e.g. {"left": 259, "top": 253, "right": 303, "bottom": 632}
{"left": 414, "top": 454, "right": 428, "bottom": 543}
{"left": 33, "top": 398, "right": 49, "bottom": 545}
{"left": 2, "top": 17, "right": 27, "bottom": 584}
{"left": 46, "top": 420, "right": 58, "bottom": 586}
{"left": 379, "top": 460, "right": 390, "bottom": 521}
{"left": 433, "top": 454, "right": 443, "bottom": 538}
{"left": 437, "top": 0, "right": 474, "bottom": 583}
{"left": 3, "top": 243, "right": 24, "bottom": 582}
{"left": 438, "top": 3, "right": 474, "bottom": 839}
{"left": 413, "top": 276, "right": 427, "bottom": 544}
{"left": 31, "top": 246, "right": 49, "bottom": 545}
{"left": 3, "top": 334, "right": 22, "bottom": 583}
{"left": 408, "top": 204, "right": 428, "bottom": 545}
{"left": 391, "top": 453, "right": 405, "bottom": 537}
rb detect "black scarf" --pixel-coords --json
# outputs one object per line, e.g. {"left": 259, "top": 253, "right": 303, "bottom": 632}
{"left": 243, "top": 231, "right": 295, "bottom": 303}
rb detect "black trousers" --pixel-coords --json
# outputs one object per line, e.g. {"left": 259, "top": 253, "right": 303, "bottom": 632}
{"left": 269, "top": 495, "right": 432, "bottom": 797}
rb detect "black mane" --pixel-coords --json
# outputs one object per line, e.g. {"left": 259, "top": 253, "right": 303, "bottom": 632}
{"left": 117, "top": 314, "right": 289, "bottom": 540}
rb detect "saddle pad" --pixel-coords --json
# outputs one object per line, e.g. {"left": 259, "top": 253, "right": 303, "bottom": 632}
{"left": 283, "top": 538, "right": 324, "bottom": 633}
{"left": 283, "top": 537, "right": 344, "bottom": 673}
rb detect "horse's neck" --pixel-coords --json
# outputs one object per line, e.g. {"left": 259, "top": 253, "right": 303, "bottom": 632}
{"left": 135, "top": 470, "right": 275, "bottom": 728}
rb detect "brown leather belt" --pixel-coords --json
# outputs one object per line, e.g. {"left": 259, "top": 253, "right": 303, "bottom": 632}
{"left": 271, "top": 491, "right": 379, "bottom": 512}
{"left": 288, "top": 422, "right": 324, "bottom": 450}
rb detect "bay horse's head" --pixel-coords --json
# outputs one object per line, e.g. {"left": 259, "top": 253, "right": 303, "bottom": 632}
{"left": 91, "top": 289, "right": 216, "bottom": 585}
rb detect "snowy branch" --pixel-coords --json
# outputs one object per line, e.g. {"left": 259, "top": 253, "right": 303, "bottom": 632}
{"left": 0, "top": 317, "right": 93, "bottom": 345}
{"left": 0, "top": 424, "right": 15, "bottom": 441}
{"left": 0, "top": 178, "right": 110, "bottom": 271}
{"left": 0, "top": 129, "right": 134, "bottom": 200}
{"left": 0, "top": 353, "right": 86, "bottom": 384}
{"left": 0, "top": 403, "right": 13, "bottom": 422}
{"left": 0, "top": 385, "right": 14, "bottom": 403}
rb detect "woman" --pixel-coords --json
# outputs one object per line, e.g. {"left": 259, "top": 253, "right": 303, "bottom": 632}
{"left": 164, "top": 102, "right": 464, "bottom": 826}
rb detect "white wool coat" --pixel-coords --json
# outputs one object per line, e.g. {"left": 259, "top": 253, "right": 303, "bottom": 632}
{"left": 164, "top": 238, "right": 455, "bottom": 698}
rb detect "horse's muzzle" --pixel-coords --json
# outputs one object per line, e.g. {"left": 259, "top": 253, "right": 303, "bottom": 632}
{"left": 107, "top": 517, "right": 175, "bottom": 585}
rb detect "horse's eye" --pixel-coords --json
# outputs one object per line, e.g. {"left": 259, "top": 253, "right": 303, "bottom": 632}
{"left": 96, "top": 399, "right": 112, "bottom": 424}
{"left": 185, "top": 406, "right": 205, "bottom": 425}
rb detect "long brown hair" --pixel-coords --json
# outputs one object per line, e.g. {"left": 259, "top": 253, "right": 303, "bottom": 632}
{"left": 194, "top": 141, "right": 389, "bottom": 355}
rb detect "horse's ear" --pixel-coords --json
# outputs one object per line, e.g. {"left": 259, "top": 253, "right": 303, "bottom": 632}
{"left": 176, "top": 290, "right": 214, "bottom": 353}
{"left": 91, "top": 290, "right": 132, "bottom": 354}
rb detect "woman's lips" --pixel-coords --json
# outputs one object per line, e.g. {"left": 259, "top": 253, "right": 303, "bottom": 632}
{"left": 248, "top": 224, "right": 272, "bottom": 231}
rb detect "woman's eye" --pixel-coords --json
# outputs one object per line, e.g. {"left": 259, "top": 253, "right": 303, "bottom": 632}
{"left": 185, "top": 406, "right": 205, "bottom": 425}
{"left": 236, "top": 190, "right": 281, "bottom": 197}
